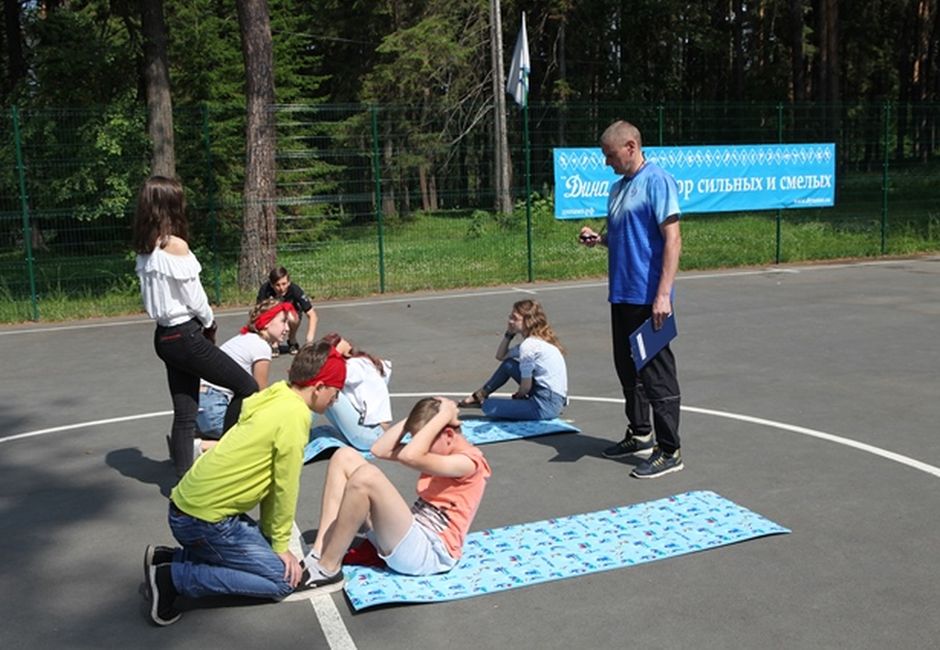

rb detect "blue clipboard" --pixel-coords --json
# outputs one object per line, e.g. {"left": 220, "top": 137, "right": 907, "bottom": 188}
{"left": 629, "top": 313, "right": 677, "bottom": 370}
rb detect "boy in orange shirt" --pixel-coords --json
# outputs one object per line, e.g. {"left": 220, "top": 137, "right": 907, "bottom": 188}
{"left": 292, "top": 397, "right": 491, "bottom": 594}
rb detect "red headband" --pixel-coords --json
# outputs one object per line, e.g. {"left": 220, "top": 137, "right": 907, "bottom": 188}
{"left": 241, "top": 303, "right": 297, "bottom": 335}
{"left": 296, "top": 346, "right": 347, "bottom": 389}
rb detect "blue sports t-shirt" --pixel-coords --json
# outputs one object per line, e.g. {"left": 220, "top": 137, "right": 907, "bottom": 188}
{"left": 605, "top": 162, "right": 680, "bottom": 304}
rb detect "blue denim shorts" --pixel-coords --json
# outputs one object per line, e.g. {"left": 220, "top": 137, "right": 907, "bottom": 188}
{"left": 195, "top": 386, "right": 230, "bottom": 438}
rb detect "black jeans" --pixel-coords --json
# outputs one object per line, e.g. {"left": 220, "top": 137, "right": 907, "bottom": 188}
{"left": 154, "top": 319, "right": 259, "bottom": 475}
{"left": 610, "top": 304, "right": 681, "bottom": 454}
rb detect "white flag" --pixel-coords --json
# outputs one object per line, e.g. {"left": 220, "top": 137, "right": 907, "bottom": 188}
{"left": 506, "top": 13, "right": 530, "bottom": 108}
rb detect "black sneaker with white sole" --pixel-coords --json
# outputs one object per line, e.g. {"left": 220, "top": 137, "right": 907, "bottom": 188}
{"left": 630, "top": 447, "right": 684, "bottom": 479}
{"left": 285, "top": 563, "right": 345, "bottom": 600}
{"left": 147, "top": 564, "right": 182, "bottom": 626}
{"left": 143, "top": 545, "right": 175, "bottom": 600}
{"left": 601, "top": 431, "right": 655, "bottom": 459}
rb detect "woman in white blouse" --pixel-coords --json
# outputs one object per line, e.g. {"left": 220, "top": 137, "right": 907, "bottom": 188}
{"left": 458, "top": 299, "right": 568, "bottom": 420}
{"left": 133, "top": 176, "right": 258, "bottom": 476}
{"left": 318, "top": 332, "right": 392, "bottom": 450}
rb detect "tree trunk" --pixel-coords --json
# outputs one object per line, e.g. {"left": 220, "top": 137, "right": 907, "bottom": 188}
{"left": 418, "top": 164, "right": 430, "bottom": 211}
{"left": 429, "top": 171, "right": 439, "bottom": 211}
{"left": 236, "top": 0, "right": 278, "bottom": 291}
{"left": 489, "top": 0, "right": 512, "bottom": 214}
{"left": 140, "top": 0, "right": 176, "bottom": 178}
{"left": 382, "top": 137, "right": 396, "bottom": 218}
{"left": 912, "top": 0, "right": 935, "bottom": 159}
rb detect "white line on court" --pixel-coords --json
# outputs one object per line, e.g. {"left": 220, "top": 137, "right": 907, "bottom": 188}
{"left": 3, "top": 395, "right": 938, "bottom": 480}
{"left": 4, "top": 393, "right": 938, "bottom": 650}
{"left": 288, "top": 523, "right": 358, "bottom": 650}
{"left": 309, "top": 597, "right": 357, "bottom": 650}
{"left": 565, "top": 396, "right": 940, "bottom": 479}
{"left": 0, "top": 410, "right": 173, "bottom": 444}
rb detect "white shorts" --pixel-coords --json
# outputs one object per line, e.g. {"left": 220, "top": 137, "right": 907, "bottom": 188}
{"left": 367, "top": 519, "right": 457, "bottom": 576}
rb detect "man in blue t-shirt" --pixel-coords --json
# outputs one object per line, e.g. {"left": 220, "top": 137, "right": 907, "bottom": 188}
{"left": 579, "top": 120, "right": 684, "bottom": 479}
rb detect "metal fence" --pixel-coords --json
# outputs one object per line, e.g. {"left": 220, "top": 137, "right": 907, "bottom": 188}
{"left": 1, "top": 101, "right": 938, "bottom": 322}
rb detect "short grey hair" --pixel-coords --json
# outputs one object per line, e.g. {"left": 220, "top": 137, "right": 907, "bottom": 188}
{"left": 600, "top": 120, "right": 642, "bottom": 149}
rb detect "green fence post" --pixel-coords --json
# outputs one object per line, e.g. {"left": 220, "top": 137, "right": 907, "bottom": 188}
{"left": 881, "top": 101, "right": 890, "bottom": 255}
{"left": 775, "top": 102, "right": 784, "bottom": 264}
{"left": 12, "top": 106, "right": 39, "bottom": 321}
{"left": 657, "top": 105, "right": 664, "bottom": 145}
{"left": 371, "top": 106, "right": 386, "bottom": 293}
{"left": 202, "top": 104, "right": 221, "bottom": 304}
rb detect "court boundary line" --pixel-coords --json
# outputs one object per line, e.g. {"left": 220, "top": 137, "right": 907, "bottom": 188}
{"left": 5, "top": 395, "right": 936, "bottom": 479}
{"left": 5, "top": 393, "right": 937, "bottom": 650}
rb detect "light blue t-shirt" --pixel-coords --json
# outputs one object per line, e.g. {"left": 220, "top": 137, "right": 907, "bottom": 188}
{"left": 605, "top": 162, "right": 681, "bottom": 304}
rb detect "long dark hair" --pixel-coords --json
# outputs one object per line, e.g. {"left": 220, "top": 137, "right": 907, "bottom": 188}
{"left": 322, "top": 332, "right": 387, "bottom": 376}
{"left": 131, "top": 176, "right": 189, "bottom": 253}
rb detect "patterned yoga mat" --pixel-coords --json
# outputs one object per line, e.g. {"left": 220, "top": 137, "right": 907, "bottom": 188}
{"left": 303, "top": 417, "right": 580, "bottom": 463}
{"left": 343, "top": 490, "right": 790, "bottom": 610}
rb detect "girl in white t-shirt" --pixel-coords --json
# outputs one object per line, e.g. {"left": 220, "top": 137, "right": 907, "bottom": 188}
{"left": 458, "top": 299, "right": 568, "bottom": 420}
{"left": 195, "top": 298, "right": 292, "bottom": 441}
{"left": 317, "top": 332, "right": 393, "bottom": 450}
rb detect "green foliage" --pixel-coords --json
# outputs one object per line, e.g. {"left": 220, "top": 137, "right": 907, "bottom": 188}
{"left": 465, "top": 209, "right": 489, "bottom": 238}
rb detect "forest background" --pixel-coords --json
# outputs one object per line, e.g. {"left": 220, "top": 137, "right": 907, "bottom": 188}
{"left": 1, "top": 0, "right": 938, "bottom": 322}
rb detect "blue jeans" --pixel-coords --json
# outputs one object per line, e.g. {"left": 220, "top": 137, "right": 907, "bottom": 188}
{"left": 480, "top": 358, "right": 567, "bottom": 420}
{"left": 167, "top": 503, "right": 293, "bottom": 601}
{"left": 323, "top": 391, "right": 384, "bottom": 450}
{"left": 195, "top": 386, "right": 230, "bottom": 438}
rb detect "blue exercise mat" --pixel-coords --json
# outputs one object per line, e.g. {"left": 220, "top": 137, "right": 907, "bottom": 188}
{"left": 303, "top": 417, "right": 580, "bottom": 463}
{"left": 343, "top": 490, "right": 789, "bottom": 610}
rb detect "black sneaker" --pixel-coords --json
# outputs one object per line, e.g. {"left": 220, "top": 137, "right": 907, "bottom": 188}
{"left": 143, "top": 545, "right": 175, "bottom": 600}
{"left": 285, "top": 564, "right": 345, "bottom": 601}
{"left": 601, "top": 432, "right": 655, "bottom": 459}
{"left": 147, "top": 564, "right": 181, "bottom": 626}
{"left": 631, "top": 447, "right": 684, "bottom": 479}
{"left": 288, "top": 342, "right": 301, "bottom": 355}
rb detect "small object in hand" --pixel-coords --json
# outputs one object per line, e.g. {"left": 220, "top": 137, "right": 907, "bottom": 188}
{"left": 203, "top": 322, "right": 218, "bottom": 344}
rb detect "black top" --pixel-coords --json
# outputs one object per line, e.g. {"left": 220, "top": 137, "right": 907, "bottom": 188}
{"left": 256, "top": 281, "right": 313, "bottom": 313}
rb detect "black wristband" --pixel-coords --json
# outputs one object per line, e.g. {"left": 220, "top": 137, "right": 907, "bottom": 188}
{"left": 504, "top": 331, "right": 514, "bottom": 339}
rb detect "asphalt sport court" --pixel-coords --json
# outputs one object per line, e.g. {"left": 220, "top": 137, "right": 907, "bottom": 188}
{"left": 1, "top": 257, "right": 938, "bottom": 650}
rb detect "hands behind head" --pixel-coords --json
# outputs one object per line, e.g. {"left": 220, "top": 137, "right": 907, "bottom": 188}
{"left": 434, "top": 397, "right": 461, "bottom": 427}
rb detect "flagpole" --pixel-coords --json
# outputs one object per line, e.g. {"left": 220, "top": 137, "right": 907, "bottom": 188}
{"left": 506, "top": 12, "right": 532, "bottom": 282}
{"left": 524, "top": 97, "right": 532, "bottom": 282}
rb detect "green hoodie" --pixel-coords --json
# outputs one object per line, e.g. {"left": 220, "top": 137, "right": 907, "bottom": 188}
{"left": 171, "top": 381, "right": 312, "bottom": 553}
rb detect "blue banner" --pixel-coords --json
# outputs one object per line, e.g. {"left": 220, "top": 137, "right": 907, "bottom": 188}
{"left": 553, "top": 143, "right": 835, "bottom": 219}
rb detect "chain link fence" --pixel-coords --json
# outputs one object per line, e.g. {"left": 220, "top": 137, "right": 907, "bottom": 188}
{"left": 1, "top": 101, "right": 938, "bottom": 322}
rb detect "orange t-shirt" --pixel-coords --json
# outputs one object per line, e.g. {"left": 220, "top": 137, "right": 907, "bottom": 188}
{"left": 411, "top": 442, "right": 492, "bottom": 559}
